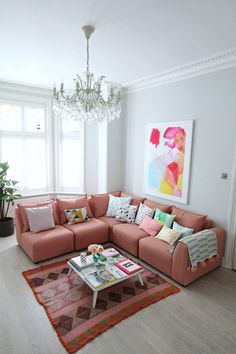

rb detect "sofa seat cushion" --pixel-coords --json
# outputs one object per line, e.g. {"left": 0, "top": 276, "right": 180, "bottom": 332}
{"left": 98, "top": 216, "right": 123, "bottom": 241}
{"left": 20, "top": 225, "right": 74, "bottom": 263}
{"left": 64, "top": 218, "right": 109, "bottom": 251}
{"left": 112, "top": 223, "right": 149, "bottom": 257}
{"left": 139, "top": 237, "right": 173, "bottom": 276}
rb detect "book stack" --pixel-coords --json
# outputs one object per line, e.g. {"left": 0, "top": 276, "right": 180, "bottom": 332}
{"left": 114, "top": 258, "right": 143, "bottom": 275}
{"left": 101, "top": 248, "right": 120, "bottom": 258}
{"left": 69, "top": 255, "right": 94, "bottom": 271}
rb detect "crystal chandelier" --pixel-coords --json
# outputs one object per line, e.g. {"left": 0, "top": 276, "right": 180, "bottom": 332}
{"left": 52, "top": 25, "right": 121, "bottom": 123}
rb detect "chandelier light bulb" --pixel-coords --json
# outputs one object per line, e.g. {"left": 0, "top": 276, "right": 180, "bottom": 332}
{"left": 52, "top": 25, "right": 121, "bottom": 123}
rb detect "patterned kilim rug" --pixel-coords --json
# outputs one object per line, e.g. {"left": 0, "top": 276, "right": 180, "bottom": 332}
{"left": 23, "top": 258, "right": 180, "bottom": 353}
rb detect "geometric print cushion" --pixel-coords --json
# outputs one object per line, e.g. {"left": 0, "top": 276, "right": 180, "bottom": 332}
{"left": 116, "top": 205, "right": 138, "bottom": 223}
{"left": 64, "top": 207, "right": 88, "bottom": 225}
{"left": 154, "top": 208, "right": 175, "bottom": 228}
{"left": 135, "top": 203, "right": 154, "bottom": 225}
{"left": 106, "top": 194, "right": 132, "bottom": 218}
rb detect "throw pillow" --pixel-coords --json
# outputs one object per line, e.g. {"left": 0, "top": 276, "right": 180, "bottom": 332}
{"left": 116, "top": 205, "right": 138, "bottom": 223}
{"left": 106, "top": 194, "right": 132, "bottom": 217}
{"left": 139, "top": 215, "right": 163, "bottom": 236}
{"left": 91, "top": 192, "right": 121, "bottom": 218}
{"left": 154, "top": 208, "right": 176, "bottom": 227}
{"left": 155, "top": 225, "right": 181, "bottom": 245}
{"left": 25, "top": 204, "right": 55, "bottom": 233}
{"left": 64, "top": 207, "right": 88, "bottom": 224}
{"left": 56, "top": 195, "right": 93, "bottom": 224}
{"left": 135, "top": 203, "right": 154, "bottom": 225}
{"left": 18, "top": 200, "right": 59, "bottom": 232}
{"left": 172, "top": 221, "right": 194, "bottom": 238}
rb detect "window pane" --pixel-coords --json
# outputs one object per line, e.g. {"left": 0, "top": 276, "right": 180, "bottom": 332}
{"left": 62, "top": 118, "right": 80, "bottom": 133}
{"left": 0, "top": 104, "right": 22, "bottom": 131}
{"left": 24, "top": 106, "right": 45, "bottom": 132}
{"left": 25, "top": 139, "right": 47, "bottom": 189}
{"left": 61, "top": 138, "right": 82, "bottom": 190}
{"left": 0, "top": 138, "right": 24, "bottom": 190}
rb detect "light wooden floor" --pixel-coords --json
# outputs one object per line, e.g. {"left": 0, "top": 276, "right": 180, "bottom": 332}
{"left": 0, "top": 234, "right": 236, "bottom": 354}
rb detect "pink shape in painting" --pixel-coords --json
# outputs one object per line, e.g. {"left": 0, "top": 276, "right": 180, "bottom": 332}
{"left": 150, "top": 128, "right": 160, "bottom": 147}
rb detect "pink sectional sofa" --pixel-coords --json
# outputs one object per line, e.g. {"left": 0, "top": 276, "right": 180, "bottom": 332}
{"left": 15, "top": 192, "right": 226, "bottom": 286}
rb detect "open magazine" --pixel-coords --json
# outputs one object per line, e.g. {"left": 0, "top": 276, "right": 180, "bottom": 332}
{"left": 85, "top": 266, "right": 126, "bottom": 288}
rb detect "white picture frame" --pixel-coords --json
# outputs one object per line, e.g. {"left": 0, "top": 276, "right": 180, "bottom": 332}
{"left": 144, "top": 120, "right": 194, "bottom": 204}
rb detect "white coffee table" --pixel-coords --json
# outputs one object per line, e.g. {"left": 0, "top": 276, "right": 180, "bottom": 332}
{"left": 68, "top": 256, "right": 144, "bottom": 308}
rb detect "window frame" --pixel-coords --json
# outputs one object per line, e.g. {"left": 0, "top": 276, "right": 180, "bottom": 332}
{"left": 0, "top": 84, "right": 85, "bottom": 196}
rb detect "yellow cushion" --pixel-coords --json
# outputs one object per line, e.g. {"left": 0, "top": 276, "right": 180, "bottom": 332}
{"left": 155, "top": 225, "right": 181, "bottom": 245}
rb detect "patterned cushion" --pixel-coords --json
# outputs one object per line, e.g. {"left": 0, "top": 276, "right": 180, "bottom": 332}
{"left": 135, "top": 203, "right": 154, "bottom": 225}
{"left": 155, "top": 225, "right": 181, "bottom": 245}
{"left": 116, "top": 205, "right": 138, "bottom": 223}
{"left": 172, "top": 221, "right": 194, "bottom": 238}
{"left": 106, "top": 195, "right": 131, "bottom": 217}
{"left": 154, "top": 209, "right": 175, "bottom": 227}
{"left": 64, "top": 207, "right": 88, "bottom": 225}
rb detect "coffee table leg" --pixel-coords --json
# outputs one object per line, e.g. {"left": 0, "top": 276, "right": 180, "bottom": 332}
{"left": 93, "top": 290, "right": 98, "bottom": 308}
{"left": 68, "top": 268, "right": 73, "bottom": 276}
{"left": 138, "top": 273, "right": 144, "bottom": 286}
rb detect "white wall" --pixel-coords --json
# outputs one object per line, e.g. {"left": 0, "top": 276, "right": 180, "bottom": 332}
{"left": 122, "top": 67, "right": 236, "bottom": 229}
{"left": 84, "top": 116, "right": 123, "bottom": 195}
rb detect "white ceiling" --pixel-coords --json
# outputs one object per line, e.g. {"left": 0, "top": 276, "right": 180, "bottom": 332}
{"left": 0, "top": 0, "right": 236, "bottom": 89}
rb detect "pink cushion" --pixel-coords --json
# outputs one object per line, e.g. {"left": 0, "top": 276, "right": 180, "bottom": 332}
{"left": 120, "top": 192, "right": 146, "bottom": 206}
{"left": 139, "top": 237, "right": 173, "bottom": 276}
{"left": 112, "top": 223, "right": 149, "bottom": 257}
{"left": 56, "top": 195, "right": 93, "bottom": 224}
{"left": 90, "top": 191, "right": 120, "bottom": 218}
{"left": 139, "top": 215, "right": 163, "bottom": 236}
{"left": 18, "top": 200, "right": 60, "bottom": 233}
{"left": 172, "top": 206, "right": 207, "bottom": 233}
{"left": 20, "top": 225, "right": 74, "bottom": 262}
{"left": 144, "top": 200, "right": 172, "bottom": 213}
{"left": 64, "top": 218, "right": 109, "bottom": 250}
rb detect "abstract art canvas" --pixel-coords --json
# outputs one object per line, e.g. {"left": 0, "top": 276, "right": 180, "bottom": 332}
{"left": 144, "top": 120, "right": 193, "bottom": 204}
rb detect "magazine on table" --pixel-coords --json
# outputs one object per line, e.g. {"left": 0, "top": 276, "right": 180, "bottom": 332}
{"left": 114, "top": 258, "right": 143, "bottom": 275}
{"left": 85, "top": 266, "right": 126, "bottom": 288}
{"left": 101, "top": 247, "right": 120, "bottom": 258}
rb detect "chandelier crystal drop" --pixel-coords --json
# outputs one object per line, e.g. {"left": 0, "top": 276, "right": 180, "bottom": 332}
{"left": 52, "top": 25, "right": 121, "bottom": 123}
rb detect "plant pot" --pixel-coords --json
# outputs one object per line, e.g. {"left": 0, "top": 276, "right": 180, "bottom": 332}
{"left": 0, "top": 217, "right": 14, "bottom": 237}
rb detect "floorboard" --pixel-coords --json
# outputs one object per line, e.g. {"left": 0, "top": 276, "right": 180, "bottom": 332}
{"left": 0, "top": 234, "right": 235, "bottom": 354}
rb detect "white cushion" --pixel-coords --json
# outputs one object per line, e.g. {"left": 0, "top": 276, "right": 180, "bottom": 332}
{"left": 25, "top": 204, "right": 55, "bottom": 233}
{"left": 106, "top": 194, "right": 131, "bottom": 217}
{"left": 135, "top": 203, "right": 154, "bottom": 225}
{"left": 116, "top": 205, "right": 138, "bottom": 223}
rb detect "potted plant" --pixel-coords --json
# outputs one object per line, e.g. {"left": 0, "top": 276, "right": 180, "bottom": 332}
{"left": 0, "top": 162, "right": 21, "bottom": 237}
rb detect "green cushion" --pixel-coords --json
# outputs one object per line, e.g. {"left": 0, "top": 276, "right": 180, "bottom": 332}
{"left": 154, "top": 209, "right": 175, "bottom": 228}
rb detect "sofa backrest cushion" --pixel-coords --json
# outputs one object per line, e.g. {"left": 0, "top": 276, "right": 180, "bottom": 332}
{"left": 144, "top": 199, "right": 172, "bottom": 213}
{"left": 171, "top": 206, "right": 207, "bottom": 233}
{"left": 90, "top": 191, "right": 121, "bottom": 218}
{"left": 18, "top": 200, "right": 59, "bottom": 233}
{"left": 120, "top": 192, "right": 146, "bottom": 206}
{"left": 56, "top": 195, "right": 93, "bottom": 224}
